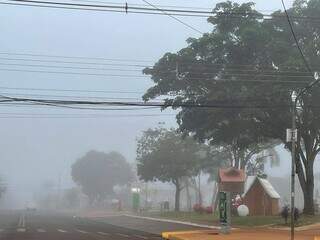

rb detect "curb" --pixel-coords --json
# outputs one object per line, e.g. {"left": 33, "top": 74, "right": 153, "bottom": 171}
{"left": 122, "top": 214, "right": 220, "bottom": 229}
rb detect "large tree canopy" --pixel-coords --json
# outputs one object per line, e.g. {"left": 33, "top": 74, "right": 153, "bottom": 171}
{"left": 71, "top": 150, "right": 133, "bottom": 205}
{"left": 136, "top": 128, "right": 220, "bottom": 211}
{"left": 143, "top": 0, "right": 320, "bottom": 214}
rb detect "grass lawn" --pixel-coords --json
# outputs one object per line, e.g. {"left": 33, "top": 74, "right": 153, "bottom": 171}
{"left": 139, "top": 211, "right": 320, "bottom": 228}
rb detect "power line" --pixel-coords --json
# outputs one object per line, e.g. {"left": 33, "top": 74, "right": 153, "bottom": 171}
{"left": 0, "top": 52, "right": 153, "bottom": 63}
{"left": 0, "top": 62, "right": 315, "bottom": 79}
{"left": 141, "top": 0, "right": 203, "bottom": 35}
{"left": 2, "top": 0, "right": 320, "bottom": 22}
{"left": 0, "top": 92, "right": 144, "bottom": 100}
{"left": 0, "top": 1, "right": 212, "bottom": 18}
{"left": 0, "top": 101, "right": 160, "bottom": 111}
{"left": 0, "top": 112, "right": 175, "bottom": 118}
{"left": 0, "top": 62, "right": 145, "bottom": 72}
{"left": 0, "top": 86, "right": 145, "bottom": 94}
{"left": 68, "top": 0, "right": 218, "bottom": 11}
{"left": 0, "top": 68, "right": 313, "bottom": 83}
{"left": 281, "top": 0, "right": 313, "bottom": 75}
{"left": 0, "top": 67, "right": 150, "bottom": 77}
{"left": 0, "top": 54, "right": 318, "bottom": 72}
{"left": 69, "top": 0, "right": 280, "bottom": 13}
{"left": 0, "top": 94, "right": 308, "bottom": 109}
{"left": 0, "top": 56, "right": 150, "bottom": 67}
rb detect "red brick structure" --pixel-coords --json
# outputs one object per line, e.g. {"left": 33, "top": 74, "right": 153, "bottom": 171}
{"left": 242, "top": 176, "right": 280, "bottom": 216}
{"left": 218, "top": 168, "right": 246, "bottom": 195}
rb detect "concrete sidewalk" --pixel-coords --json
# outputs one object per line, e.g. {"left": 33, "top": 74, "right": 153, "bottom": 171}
{"left": 122, "top": 214, "right": 220, "bottom": 229}
{"left": 90, "top": 214, "right": 215, "bottom": 235}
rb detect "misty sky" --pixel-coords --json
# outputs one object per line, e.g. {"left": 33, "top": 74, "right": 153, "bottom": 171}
{"left": 0, "top": 0, "right": 298, "bottom": 206}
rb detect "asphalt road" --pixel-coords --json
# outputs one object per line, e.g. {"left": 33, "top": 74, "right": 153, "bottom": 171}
{"left": 0, "top": 210, "right": 162, "bottom": 240}
{"left": 95, "top": 215, "right": 208, "bottom": 234}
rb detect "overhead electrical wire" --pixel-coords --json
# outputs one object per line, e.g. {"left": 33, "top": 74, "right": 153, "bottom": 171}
{"left": 0, "top": 68, "right": 313, "bottom": 84}
{"left": 0, "top": 62, "right": 315, "bottom": 79}
{"left": 140, "top": 0, "right": 203, "bottom": 34}
{"left": 0, "top": 92, "right": 144, "bottom": 100}
{"left": 0, "top": 112, "right": 175, "bottom": 118}
{"left": 2, "top": 0, "right": 320, "bottom": 22}
{"left": 68, "top": 0, "right": 279, "bottom": 13}
{"left": 0, "top": 101, "right": 160, "bottom": 111}
{"left": 281, "top": 0, "right": 313, "bottom": 75}
{"left": 0, "top": 86, "right": 145, "bottom": 94}
{"left": 0, "top": 56, "right": 150, "bottom": 67}
{"left": 0, "top": 52, "right": 152, "bottom": 63}
{"left": 0, "top": 53, "right": 319, "bottom": 72}
{"left": 0, "top": 93, "right": 311, "bottom": 110}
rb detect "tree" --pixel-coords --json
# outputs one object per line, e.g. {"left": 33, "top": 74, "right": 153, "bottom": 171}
{"left": 136, "top": 128, "right": 209, "bottom": 211}
{"left": 0, "top": 177, "right": 6, "bottom": 199}
{"left": 71, "top": 150, "right": 133, "bottom": 205}
{"left": 142, "top": 1, "right": 320, "bottom": 214}
{"left": 62, "top": 188, "right": 81, "bottom": 209}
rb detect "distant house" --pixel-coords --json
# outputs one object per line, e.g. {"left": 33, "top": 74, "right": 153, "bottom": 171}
{"left": 218, "top": 168, "right": 246, "bottom": 195}
{"left": 242, "top": 176, "right": 280, "bottom": 216}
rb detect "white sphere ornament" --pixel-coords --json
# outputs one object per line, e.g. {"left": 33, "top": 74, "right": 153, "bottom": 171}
{"left": 237, "top": 205, "right": 249, "bottom": 217}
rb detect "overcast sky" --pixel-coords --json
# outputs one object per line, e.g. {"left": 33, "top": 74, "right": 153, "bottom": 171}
{"left": 0, "top": 0, "right": 297, "bottom": 206}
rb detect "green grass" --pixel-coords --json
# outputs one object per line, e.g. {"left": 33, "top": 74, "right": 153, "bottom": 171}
{"left": 139, "top": 211, "right": 320, "bottom": 228}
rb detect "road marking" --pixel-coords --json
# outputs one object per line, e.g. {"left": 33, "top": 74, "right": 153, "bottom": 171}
{"left": 98, "top": 232, "right": 110, "bottom": 236}
{"left": 134, "top": 235, "right": 148, "bottom": 239}
{"left": 21, "top": 214, "right": 25, "bottom": 228}
{"left": 37, "top": 229, "right": 46, "bottom": 233}
{"left": 116, "top": 233, "right": 130, "bottom": 238}
{"left": 76, "top": 229, "right": 88, "bottom": 234}
{"left": 17, "top": 228, "right": 25, "bottom": 232}
{"left": 17, "top": 214, "right": 26, "bottom": 229}
{"left": 57, "top": 229, "right": 67, "bottom": 233}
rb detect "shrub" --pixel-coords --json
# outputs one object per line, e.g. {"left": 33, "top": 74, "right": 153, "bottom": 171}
{"left": 280, "top": 205, "right": 289, "bottom": 224}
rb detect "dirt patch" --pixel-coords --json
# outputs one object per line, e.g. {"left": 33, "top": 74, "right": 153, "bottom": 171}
{"left": 164, "top": 229, "right": 317, "bottom": 240}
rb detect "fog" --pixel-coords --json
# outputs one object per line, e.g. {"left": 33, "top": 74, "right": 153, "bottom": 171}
{"left": 0, "top": 0, "right": 296, "bottom": 208}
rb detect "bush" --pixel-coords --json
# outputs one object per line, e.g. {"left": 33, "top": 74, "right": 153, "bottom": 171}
{"left": 280, "top": 205, "right": 289, "bottom": 224}
{"left": 193, "top": 203, "right": 204, "bottom": 213}
{"left": 205, "top": 206, "right": 213, "bottom": 214}
{"left": 193, "top": 204, "right": 213, "bottom": 214}
{"left": 294, "top": 207, "right": 300, "bottom": 222}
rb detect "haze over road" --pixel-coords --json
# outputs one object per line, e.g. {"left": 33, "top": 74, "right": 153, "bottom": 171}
{"left": 0, "top": 210, "right": 163, "bottom": 240}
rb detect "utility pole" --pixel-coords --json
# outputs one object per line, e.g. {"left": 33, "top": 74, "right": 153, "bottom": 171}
{"left": 290, "top": 107, "right": 297, "bottom": 240}
{"left": 281, "top": 1, "right": 319, "bottom": 238}
{"left": 287, "top": 77, "right": 319, "bottom": 240}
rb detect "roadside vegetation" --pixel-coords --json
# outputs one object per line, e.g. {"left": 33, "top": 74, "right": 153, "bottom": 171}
{"left": 139, "top": 211, "right": 320, "bottom": 228}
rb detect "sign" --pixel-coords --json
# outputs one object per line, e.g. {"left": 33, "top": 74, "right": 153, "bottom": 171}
{"left": 286, "top": 129, "right": 298, "bottom": 142}
{"left": 132, "top": 192, "right": 140, "bottom": 212}
{"left": 219, "top": 192, "right": 228, "bottom": 224}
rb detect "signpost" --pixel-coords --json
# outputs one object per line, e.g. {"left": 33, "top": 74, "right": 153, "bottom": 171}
{"left": 132, "top": 187, "right": 140, "bottom": 212}
{"left": 219, "top": 191, "right": 231, "bottom": 234}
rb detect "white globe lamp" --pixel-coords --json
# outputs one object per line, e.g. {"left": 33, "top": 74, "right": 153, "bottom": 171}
{"left": 237, "top": 205, "right": 249, "bottom": 217}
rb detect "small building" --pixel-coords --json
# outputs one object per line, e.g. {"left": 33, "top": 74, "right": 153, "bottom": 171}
{"left": 242, "top": 176, "right": 280, "bottom": 216}
{"left": 218, "top": 168, "right": 246, "bottom": 195}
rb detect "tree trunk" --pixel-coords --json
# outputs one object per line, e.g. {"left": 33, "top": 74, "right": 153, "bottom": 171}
{"left": 184, "top": 179, "right": 192, "bottom": 211}
{"left": 295, "top": 146, "right": 315, "bottom": 215}
{"left": 303, "top": 162, "right": 315, "bottom": 215}
{"left": 174, "top": 180, "right": 181, "bottom": 212}
{"left": 303, "top": 180, "right": 314, "bottom": 215}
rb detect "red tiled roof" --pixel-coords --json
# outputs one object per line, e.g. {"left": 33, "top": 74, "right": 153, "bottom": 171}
{"left": 218, "top": 168, "right": 246, "bottom": 183}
